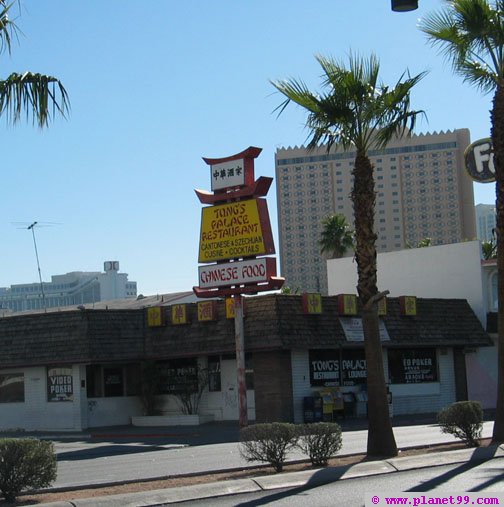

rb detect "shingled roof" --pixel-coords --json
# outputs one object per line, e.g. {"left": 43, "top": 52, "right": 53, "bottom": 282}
{"left": 0, "top": 294, "right": 491, "bottom": 368}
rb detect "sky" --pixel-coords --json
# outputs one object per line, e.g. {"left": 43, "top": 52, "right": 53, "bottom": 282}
{"left": 0, "top": 0, "right": 498, "bottom": 296}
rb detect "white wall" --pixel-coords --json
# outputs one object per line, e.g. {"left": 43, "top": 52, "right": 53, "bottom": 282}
{"left": 327, "top": 241, "right": 486, "bottom": 326}
{"left": 0, "top": 365, "right": 84, "bottom": 431}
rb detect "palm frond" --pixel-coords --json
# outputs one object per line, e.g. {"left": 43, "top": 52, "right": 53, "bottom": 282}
{"left": 419, "top": 0, "right": 504, "bottom": 88}
{"left": 0, "top": 72, "right": 70, "bottom": 128}
{"left": 0, "top": 1, "right": 18, "bottom": 55}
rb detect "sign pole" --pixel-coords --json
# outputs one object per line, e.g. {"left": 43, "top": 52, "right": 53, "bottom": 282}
{"left": 234, "top": 294, "right": 248, "bottom": 427}
{"left": 195, "top": 147, "right": 284, "bottom": 429}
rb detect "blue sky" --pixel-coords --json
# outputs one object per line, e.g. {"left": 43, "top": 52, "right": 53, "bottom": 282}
{"left": 1, "top": 0, "right": 497, "bottom": 295}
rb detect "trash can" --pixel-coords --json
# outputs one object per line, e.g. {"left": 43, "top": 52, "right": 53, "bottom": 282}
{"left": 320, "top": 391, "right": 334, "bottom": 422}
{"left": 343, "top": 392, "right": 356, "bottom": 417}
{"left": 303, "top": 396, "right": 315, "bottom": 423}
{"left": 313, "top": 396, "right": 323, "bottom": 422}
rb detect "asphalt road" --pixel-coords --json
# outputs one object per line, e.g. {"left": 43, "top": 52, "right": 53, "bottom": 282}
{"left": 168, "top": 457, "right": 504, "bottom": 506}
{"left": 51, "top": 421, "right": 495, "bottom": 489}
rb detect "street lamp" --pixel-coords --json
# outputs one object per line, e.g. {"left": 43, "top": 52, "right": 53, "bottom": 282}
{"left": 391, "top": 0, "right": 418, "bottom": 11}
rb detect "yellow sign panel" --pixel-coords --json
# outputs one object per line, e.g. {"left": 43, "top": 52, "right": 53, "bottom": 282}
{"left": 147, "top": 307, "right": 164, "bottom": 327}
{"left": 378, "top": 297, "right": 387, "bottom": 316}
{"left": 302, "top": 293, "right": 322, "bottom": 314}
{"left": 400, "top": 296, "right": 417, "bottom": 316}
{"left": 338, "top": 294, "right": 358, "bottom": 315}
{"left": 171, "top": 304, "right": 188, "bottom": 325}
{"left": 198, "top": 301, "right": 217, "bottom": 322}
{"left": 225, "top": 298, "right": 235, "bottom": 319}
{"left": 198, "top": 199, "right": 273, "bottom": 263}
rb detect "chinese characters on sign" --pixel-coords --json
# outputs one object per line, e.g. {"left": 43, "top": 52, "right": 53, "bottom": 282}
{"left": 302, "top": 293, "right": 323, "bottom": 314}
{"left": 211, "top": 159, "right": 245, "bottom": 191}
{"left": 171, "top": 304, "right": 188, "bottom": 325}
{"left": 197, "top": 301, "right": 217, "bottom": 321}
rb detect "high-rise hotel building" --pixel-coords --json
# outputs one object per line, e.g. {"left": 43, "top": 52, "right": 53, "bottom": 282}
{"left": 275, "top": 129, "right": 476, "bottom": 294}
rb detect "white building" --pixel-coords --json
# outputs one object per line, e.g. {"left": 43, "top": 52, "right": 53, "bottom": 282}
{"left": 326, "top": 240, "right": 497, "bottom": 409}
{"left": 0, "top": 261, "right": 137, "bottom": 313}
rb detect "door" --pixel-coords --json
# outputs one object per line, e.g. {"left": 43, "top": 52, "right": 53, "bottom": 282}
{"left": 221, "top": 359, "right": 238, "bottom": 420}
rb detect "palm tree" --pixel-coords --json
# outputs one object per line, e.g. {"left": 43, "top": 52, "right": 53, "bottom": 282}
{"left": 319, "top": 214, "right": 354, "bottom": 259}
{"left": 0, "top": 1, "right": 69, "bottom": 127}
{"left": 419, "top": 0, "right": 504, "bottom": 443}
{"left": 271, "top": 53, "right": 425, "bottom": 457}
{"left": 482, "top": 239, "right": 498, "bottom": 260}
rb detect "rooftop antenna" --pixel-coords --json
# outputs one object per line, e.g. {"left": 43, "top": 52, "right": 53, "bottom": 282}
{"left": 27, "top": 221, "right": 47, "bottom": 311}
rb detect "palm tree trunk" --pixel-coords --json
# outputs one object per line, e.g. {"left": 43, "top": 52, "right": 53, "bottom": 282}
{"left": 352, "top": 150, "right": 398, "bottom": 457}
{"left": 492, "top": 84, "right": 504, "bottom": 443}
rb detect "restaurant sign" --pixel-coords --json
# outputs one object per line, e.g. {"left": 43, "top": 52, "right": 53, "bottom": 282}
{"left": 464, "top": 138, "right": 495, "bottom": 183}
{"left": 198, "top": 257, "right": 276, "bottom": 289}
{"left": 340, "top": 317, "right": 390, "bottom": 342}
{"left": 198, "top": 198, "right": 274, "bottom": 263}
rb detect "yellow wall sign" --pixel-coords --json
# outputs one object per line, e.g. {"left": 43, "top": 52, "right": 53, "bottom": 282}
{"left": 198, "top": 301, "right": 217, "bottom": 322}
{"left": 198, "top": 198, "right": 274, "bottom": 263}
{"left": 378, "top": 297, "right": 387, "bottom": 316}
{"left": 302, "top": 293, "right": 322, "bottom": 314}
{"left": 225, "top": 298, "right": 235, "bottom": 319}
{"left": 400, "top": 296, "right": 417, "bottom": 316}
{"left": 171, "top": 304, "right": 188, "bottom": 325}
{"left": 147, "top": 307, "right": 164, "bottom": 327}
{"left": 338, "top": 294, "right": 358, "bottom": 315}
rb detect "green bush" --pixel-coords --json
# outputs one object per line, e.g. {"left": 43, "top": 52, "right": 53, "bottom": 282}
{"left": 239, "top": 423, "right": 299, "bottom": 472}
{"left": 0, "top": 438, "right": 57, "bottom": 502}
{"left": 437, "top": 401, "right": 483, "bottom": 447}
{"left": 296, "top": 422, "right": 342, "bottom": 466}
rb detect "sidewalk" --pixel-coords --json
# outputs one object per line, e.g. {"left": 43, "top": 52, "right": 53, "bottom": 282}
{"left": 1, "top": 415, "right": 498, "bottom": 506}
{"left": 34, "top": 443, "right": 504, "bottom": 507}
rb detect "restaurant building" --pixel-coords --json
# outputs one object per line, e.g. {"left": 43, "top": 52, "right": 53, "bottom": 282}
{"left": 0, "top": 294, "right": 491, "bottom": 431}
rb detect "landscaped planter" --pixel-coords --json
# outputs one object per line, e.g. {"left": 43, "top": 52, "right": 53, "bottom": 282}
{"left": 131, "top": 414, "right": 214, "bottom": 426}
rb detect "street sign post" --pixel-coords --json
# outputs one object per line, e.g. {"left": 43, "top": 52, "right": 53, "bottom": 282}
{"left": 194, "top": 147, "right": 284, "bottom": 426}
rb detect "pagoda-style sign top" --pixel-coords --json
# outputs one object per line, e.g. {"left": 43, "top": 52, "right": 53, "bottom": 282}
{"left": 195, "top": 146, "right": 272, "bottom": 205}
{"left": 194, "top": 146, "right": 284, "bottom": 298}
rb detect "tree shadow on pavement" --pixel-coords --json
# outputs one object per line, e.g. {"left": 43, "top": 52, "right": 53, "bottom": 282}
{"left": 407, "top": 446, "right": 500, "bottom": 492}
{"left": 56, "top": 443, "right": 181, "bottom": 461}
{"left": 233, "top": 464, "right": 358, "bottom": 507}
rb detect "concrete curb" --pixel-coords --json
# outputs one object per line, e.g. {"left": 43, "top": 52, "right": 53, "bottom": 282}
{"left": 33, "top": 444, "right": 504, "bottom": 507}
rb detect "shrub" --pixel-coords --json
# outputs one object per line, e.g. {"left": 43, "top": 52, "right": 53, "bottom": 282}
{"left": 296, "top": 422, "right": 343, "bottom": 466}
{"left": 0, "top": 438, "right": 57, "bottom": 503}
{"left": 239, "top": 423, "right": 299, "bottom": 472}
{"left": 437, "top": 401, "right": 483, "bottom": 447}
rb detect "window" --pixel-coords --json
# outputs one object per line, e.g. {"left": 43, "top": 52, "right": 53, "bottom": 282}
{"left": 0, "top": 373, "right": 24, "bottom": 403}
{"left": 208, "top": 356, "right": 221, "bottom": 392}
{"left": 103, "top": 367, "right": 124, "bottom": 397}
{"left": 388, "top": 348, "right": 438, "bottom": 383}
{"left": 158, "top": 358, "right": 199, "bottom": 395}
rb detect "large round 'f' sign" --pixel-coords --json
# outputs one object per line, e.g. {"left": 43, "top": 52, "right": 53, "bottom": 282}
{"left": 464, "top": 138, "right": 496, "bottom": 183}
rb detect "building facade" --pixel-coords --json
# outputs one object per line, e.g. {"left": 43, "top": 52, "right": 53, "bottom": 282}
{"left": 475, "top": 203, "right": 496, "bottom": 243}
{"left": 0, "top": 261, "right": 137, "bottom": 313}
{"left": 276, "top": 129, "right": 476, "bottom": 293}
{"left": 327, "top": 240, "right": 497, "bottom": 409}
{"left": 0, "top": 294, "right": 491, "bottom": 431}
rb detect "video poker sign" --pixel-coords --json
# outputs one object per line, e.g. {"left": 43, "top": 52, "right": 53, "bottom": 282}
{"left": 47, "top": 366, "right": 73, "bottom": 402}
